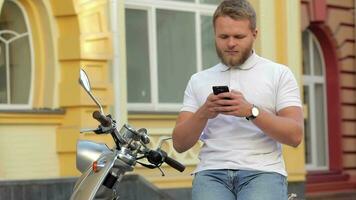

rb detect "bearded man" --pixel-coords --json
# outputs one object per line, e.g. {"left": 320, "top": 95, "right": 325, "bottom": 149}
{"left": 172, "top": 0, "right": 304, "bottom": 200}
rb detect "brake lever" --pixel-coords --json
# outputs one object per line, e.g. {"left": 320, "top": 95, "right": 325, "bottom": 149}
{"left": 80, "top": 128, "right": 101, "bottom": 133}
{"left": 136, "top": 161, "right": 166, "bottom": 176}
{"left": 97, "top": 124, "right": 115, "bottom": 134}
{"left": 157, "top": 137, "right": 172, "bottom": 149}
{"left": 80, "top": 126, "right": 111, "bottom": 134}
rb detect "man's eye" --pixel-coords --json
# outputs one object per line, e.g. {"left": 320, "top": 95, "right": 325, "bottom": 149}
{"left": 235, "top": 35, "right": 246, "bottom": 39}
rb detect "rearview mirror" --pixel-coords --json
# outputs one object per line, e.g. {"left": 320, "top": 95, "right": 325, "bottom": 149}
{"left": 79, "top": 68, "right": 104, "bottom": 115}
{"left": 79, "top": 69, "right": 91, "bottom": 92}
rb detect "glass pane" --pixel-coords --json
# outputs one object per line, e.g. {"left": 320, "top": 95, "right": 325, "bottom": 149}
{"left": 156, "top": 9, "right": 196, "bottom": 103}
{"left": 0, "top": 42, "right": 7, "bottom": 103}
{"left": 302, "top": 31, "right": 311, "bottom": 75}
{"left": 312, "top": 38, "right": 323, "bottom": 76}
{"left": 165, "top": 0, "right": 194, "bottom": 2}
{"left": 125, "top": 9, "right": 151, "bottom": 103}
{"left": 303, "top": 86, "right": 312, "bottom": 164}
{"left": 166, "top": 0, "right": 195, "bottom": 2}
{"left": 9, "top": 36, "right": 31, "bottom": 104}
{"left": 200, "top": 0, "right": 221, "bottom": 4}
{"left": 315, "top": 83, "right": 327, "bottom": 166}
{"left": 0, "top": 1, "right": 27, "bottom": 34}
{"left": 201, "top": 15, "right": 219, "bottom": 69}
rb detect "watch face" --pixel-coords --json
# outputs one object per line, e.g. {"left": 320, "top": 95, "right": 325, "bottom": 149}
{"left": 252, "top": 107, "right": 259, "bottom": 117}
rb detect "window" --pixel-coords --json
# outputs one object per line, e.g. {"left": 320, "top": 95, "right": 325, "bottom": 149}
{"left": 302, "top": 30, "right": 329, "bottom": 170}
{"left": 125, "top": 0, "right": 219, "bottom": 111}
{"left": 0, "top": 0, "right": 33, "bottom": 108}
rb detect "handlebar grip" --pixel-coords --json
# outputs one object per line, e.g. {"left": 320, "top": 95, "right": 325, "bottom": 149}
{"left": 147, "top": 150, "right": 185, "bottom": 172}
{"left": 164, "top": 156, "right": 185, "bottom": 172}
{"left": 92, "top": 111, "right": 111, "bottom": 127}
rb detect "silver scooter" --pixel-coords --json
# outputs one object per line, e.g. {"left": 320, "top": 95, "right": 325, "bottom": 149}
{"left": 70, "top": 69, "right": 185, "bottom": 200}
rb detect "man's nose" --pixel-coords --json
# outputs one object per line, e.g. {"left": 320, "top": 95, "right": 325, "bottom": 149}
{"left": 227, "top": 38, "right": 237, "bottom": 48}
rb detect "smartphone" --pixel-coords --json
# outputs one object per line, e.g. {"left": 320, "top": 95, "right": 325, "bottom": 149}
{"left": 212, "top": 86, "right": 229, "bottom": 95}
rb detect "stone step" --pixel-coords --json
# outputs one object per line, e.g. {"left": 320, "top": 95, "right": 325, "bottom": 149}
{"left": 0, "top": 175, "right": 175, "bottom": 200}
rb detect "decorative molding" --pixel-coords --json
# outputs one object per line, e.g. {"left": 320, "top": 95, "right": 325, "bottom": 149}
{"left": 311, "top": 0, "right": 326, "bottom": 23}
{"left": 0, "top": 112, "right": 64, "bottom": 125}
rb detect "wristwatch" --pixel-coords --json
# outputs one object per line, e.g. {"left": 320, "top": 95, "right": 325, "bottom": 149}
{"left": 246, "top": 104, "right": 259, "bottom": 120}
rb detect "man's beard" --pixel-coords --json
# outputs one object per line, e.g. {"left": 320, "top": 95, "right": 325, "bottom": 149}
{"left": 216, "top": 43, "right": 253, "bottom": 68}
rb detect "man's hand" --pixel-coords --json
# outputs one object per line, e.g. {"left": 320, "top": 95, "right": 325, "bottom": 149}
{"left": 172, "top": 93, "right": 222, "bottom": 153}
{"left": 200, "top": 93, "right": 224, "bottom": 119}
{"left": 213, "top": 90, "right": 252, "bottom": 117}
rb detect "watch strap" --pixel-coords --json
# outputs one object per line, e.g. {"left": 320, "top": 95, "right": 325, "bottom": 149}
{"left": 246, "top": 115, "right": 256, "bottom": 121}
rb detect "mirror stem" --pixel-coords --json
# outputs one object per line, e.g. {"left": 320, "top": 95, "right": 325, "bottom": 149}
{"left": 85, "top": 89, "right": 104, "bottom": 115}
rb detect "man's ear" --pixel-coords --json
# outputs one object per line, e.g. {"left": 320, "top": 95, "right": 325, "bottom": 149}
{"left": 253, "top": 29, "right": 258, "bottom": 38}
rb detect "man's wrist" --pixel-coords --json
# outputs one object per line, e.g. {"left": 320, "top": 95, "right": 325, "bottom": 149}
{"left": 246, "top": 104, "right": 260, "bottom": 120}
{"left": 196, "top": 107, "right": 210, "bottom": 120}
{"left": 246, "top": 103, "right": 253, "bottom": 117}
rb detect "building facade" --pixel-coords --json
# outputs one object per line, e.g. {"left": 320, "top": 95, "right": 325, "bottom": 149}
{"left": 301, "top": 0, "right": 356, "bottom": 197}
{"left": 1, "top": 0, "right": 354, "bottom": 198}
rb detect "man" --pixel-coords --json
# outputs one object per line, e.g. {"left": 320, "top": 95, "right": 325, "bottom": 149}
{"left": 172, "top": 0, "right": 303, "bottom": 199}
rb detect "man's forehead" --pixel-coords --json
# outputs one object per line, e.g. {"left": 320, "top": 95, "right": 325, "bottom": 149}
{"left": 215, "top": 16, "right": 250, "bottom": 25}
{"left": 214, "top": 16, "right": 256, "bottom": 32}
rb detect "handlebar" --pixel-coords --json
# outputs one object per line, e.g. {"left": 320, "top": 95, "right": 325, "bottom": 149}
{"left": 163, "top": 154, "right": 186, "bottom": 172}
{"left": 79, "top": 68, "right": 185, "bottom": 177}
{"left": 91, "top": 110, "right": 186, "bottom": 173}
{"left": 92, "top": 111, "right": 112, "bottom": 127}
{"left": 147, "top": 150, "right": 185, "bottom": 172}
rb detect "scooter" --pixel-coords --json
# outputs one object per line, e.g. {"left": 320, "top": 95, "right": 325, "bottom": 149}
{"left": 70, "top": 69, "right": 185, "bottom": 200}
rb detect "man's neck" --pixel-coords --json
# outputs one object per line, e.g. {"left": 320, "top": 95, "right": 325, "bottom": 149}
{"left": 229, "top": 50, "right": 254, "bottom": 69}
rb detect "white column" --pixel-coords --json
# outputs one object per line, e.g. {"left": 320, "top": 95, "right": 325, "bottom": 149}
{"left": 111, "top": 0, "right": 128, "bottom": 126}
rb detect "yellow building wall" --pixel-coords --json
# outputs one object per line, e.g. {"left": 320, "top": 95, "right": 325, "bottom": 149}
{"left": 0, "top": 0, "right": 62, "bottom": 180}
{"left": 0, "top": 125, "right": 60, "bottom": 179}
{"left": 273, "top": 0, "right": 305, "bottom": 182}
{"left": 0, "top": 112, "right": 63, "bottom": 179}
{"left": 53, "top": 0, "right": 114, "bottom": 176}
{"left": 0, "top": 0, "right": 113, "bottom": 179}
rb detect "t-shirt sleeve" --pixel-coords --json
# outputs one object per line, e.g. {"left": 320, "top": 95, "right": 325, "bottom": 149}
{"left": 276, "top": 68, "right": 302, "bottom": 112}
{"left": 180, "top": 77, "right": 199, "bottom": 113}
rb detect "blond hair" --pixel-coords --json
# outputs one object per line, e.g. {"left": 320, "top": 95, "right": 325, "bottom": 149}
{"left": 213, "top": 0, "right": 256, "bottom": 30}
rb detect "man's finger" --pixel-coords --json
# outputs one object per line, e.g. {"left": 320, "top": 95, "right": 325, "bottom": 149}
{"left": 230, "top": 89, "right": 242, "bottom": 95}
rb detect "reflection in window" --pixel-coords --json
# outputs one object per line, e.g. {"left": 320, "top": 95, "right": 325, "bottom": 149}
{"left": 0, "top": 1, "right": 32, "bottom": 105}
{"left": 125, "top": 0, "right": 217, "bottom": 111}
{"left": 157, "top": 9, "right": 196, "bottom": 103}
{"left": 200, "top": 0, "right": 220, "bottom": 4}
{"left": 125, "top": 9, "right": 151, "bottom": 103}
{"left": 201, "top": 15, "right": 219, "bottom": 69}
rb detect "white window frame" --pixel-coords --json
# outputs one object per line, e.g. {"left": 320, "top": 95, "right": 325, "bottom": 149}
{"left": 303, "top": 30, "right": 329, "bottom": 171}
{"left": 0, "top": 0, "right": 34, "bottom": 110}
{"left": 125, "top": 0, "right": 217, "bottom": 112}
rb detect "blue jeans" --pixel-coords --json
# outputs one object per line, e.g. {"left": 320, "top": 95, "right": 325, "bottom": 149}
{"left": 192, "top": 169, "right": 288, "bottom": 200}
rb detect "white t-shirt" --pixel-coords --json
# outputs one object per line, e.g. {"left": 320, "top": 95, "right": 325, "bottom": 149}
{"left": 181, "top": 52, "right": 302, "bottom": 176}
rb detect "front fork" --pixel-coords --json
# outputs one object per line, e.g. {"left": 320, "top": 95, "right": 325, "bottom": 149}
{"left": 94, "top": 160, "right": 132, "bottom": 200}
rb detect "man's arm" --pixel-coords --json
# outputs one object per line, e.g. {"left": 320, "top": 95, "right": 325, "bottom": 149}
{"left": 215, "top": 91, "right": 304, "bottom": 147}
{"left": 172, "top": 111, "right": 206, "bottom": 153}
{"left": 172, "top": 94, "right": 220, "bottom": 153}
{"left": 252, "top": 106, "right": 303, "bottom": 147}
